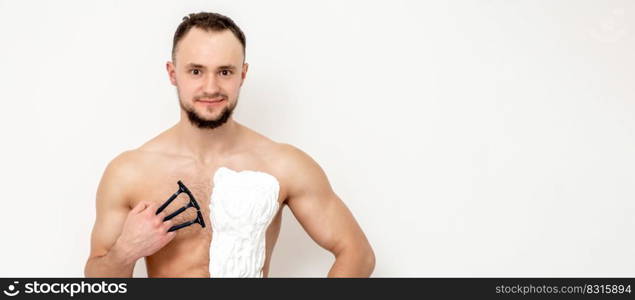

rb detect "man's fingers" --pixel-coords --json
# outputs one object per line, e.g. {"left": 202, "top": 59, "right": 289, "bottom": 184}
{"left": 161, "top": 220, "right": 175, "bottom": 232}
{"left": 131, "top": 201, "right": 150, "bottom": 214}
{"left": 156, "top": 211, "right": 167, "bottom": 221}
{"left": 159, "top": 231, "right": 177, "bottom": 246}
{"left": 146, "top": 202, "right": 160, "bottom": 215}
{"left": 152, "top": 216, "right": 163, "bottom": 227}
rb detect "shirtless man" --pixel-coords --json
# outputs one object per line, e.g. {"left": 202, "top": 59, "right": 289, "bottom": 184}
{"left": 84, "top": 12, "right": 375, "bottom": 278}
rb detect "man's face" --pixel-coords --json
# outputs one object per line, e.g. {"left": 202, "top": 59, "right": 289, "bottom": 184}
{"left": 167, "top": 27, "right": 248, "bottom": 129}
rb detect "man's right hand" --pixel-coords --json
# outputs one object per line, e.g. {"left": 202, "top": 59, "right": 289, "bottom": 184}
{"left": 111, "top": 201, "right": 177, "bottom": 264}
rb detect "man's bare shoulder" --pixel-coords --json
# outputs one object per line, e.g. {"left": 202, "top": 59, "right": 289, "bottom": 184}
{"left": 269, "top": 143, "right": 313, "bottom": 165}
{"left": 100, "top": 148, "right": 167, "bottom": 191}
{"left": 237, "top": 125, "right": 320, "bottom": 178}
{"left": 267, "top": 143, "right": 327, "bottom": 186}
{"left": 241, "top": 128, "right": 307, "bottom": 166}
{"left": 103, "top": 150, "right": 133, "bottom": 176}
{"left": 105, "top": 149, "right": 155, "bottom": 174}
{"left": 95, "top": 150, "right": 141, "bottom": 209}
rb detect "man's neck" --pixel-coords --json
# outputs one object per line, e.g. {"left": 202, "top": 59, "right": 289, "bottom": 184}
{"left": 173, "top": 116, "right": 241, "bottom": 164}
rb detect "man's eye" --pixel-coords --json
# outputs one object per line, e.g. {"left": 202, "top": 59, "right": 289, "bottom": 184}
{"left": 190, "top": 69, "right": 201, "bottom": 75}
{"left": 220, "top": 70, "right": 232, "bottom": 76}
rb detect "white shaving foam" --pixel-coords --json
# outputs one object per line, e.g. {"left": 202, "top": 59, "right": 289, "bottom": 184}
{"left": 209, "top": 166, "right": 280, "bottom": 277}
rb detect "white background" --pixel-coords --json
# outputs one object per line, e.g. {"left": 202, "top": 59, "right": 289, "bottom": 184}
{"left": 0, "top": 0, "right": 633, "bottom": 277}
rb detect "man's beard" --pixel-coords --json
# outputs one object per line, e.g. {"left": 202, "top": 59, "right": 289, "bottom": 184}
{"left": 179, "top": 93, "right": 237, "bottom": 130}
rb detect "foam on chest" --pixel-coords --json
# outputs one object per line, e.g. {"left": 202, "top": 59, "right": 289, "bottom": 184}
{"left": 208, "top": 166, "right": 281, "bottom": 277}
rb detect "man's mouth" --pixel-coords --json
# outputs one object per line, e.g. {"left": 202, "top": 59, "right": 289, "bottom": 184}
{"left": 197, "top": 98, "right": 224, "bottom": 103}
{"left": 195, "top": 98, "right": 226, "bottom": 107}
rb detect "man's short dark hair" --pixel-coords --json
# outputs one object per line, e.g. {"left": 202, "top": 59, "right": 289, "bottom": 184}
{"left": 172, "top": 12, "right": 246, "bottom": 62}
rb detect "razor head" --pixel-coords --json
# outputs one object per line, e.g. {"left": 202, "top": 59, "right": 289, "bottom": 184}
{"left": 188, "top": 191, "right": 201, "bottom": 210}
{"left": 177, "top": 180, "right": 187, "bottom": 191}
{"left": 167, "top": 210, "right": 206, "bottom": 232}
{"left": 178, "top": 180, "right": 201, "bottom": 210}
{"left": 159, "top": 180, "right": 205, "bottom": 232}
{"left": 195, "top": 210, "right": 206, "bottom": 228}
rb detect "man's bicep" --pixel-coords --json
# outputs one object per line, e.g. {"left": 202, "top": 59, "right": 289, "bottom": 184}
{"left": 88, "top": 155, "right": 134, "bottom": 258}
{"left": 283, "top": 146, "right": 366, "bottom": 255}
{"left": 287, "top": 190, "right": 363, "bottom": 255}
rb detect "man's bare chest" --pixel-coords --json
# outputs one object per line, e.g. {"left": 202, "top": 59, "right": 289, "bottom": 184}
{"left": 128, "top": 159, "right": 286, "bottom": 234}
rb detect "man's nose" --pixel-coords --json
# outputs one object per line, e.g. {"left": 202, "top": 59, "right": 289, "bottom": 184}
{"left": 202, "top": 74, "right": 220, "bottom": 95}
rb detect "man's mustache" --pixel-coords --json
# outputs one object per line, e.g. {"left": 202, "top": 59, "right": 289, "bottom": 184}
{"left": 194, "top": 93, "right": 227, "bottom": 101}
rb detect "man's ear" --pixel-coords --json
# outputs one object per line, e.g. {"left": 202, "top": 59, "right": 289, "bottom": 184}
{"left": 240, "top": 62, "right": 249, "bottom": 85}
{"left": 166, "top": 61, "right": 177, "bottom": 86}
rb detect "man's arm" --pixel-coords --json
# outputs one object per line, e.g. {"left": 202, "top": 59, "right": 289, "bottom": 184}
{"left": 84, "top": 152, "right": 175, "bottom": 277}
{"left": 280, "top": 144, "right": 376, "bottom": 277}
{"left": 85, "top": 153, "right": 138, "bottom": 277}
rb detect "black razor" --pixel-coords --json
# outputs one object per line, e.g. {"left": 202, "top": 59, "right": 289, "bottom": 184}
{"left": 156, "top": 180, "right": 206, "bottom": 232}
